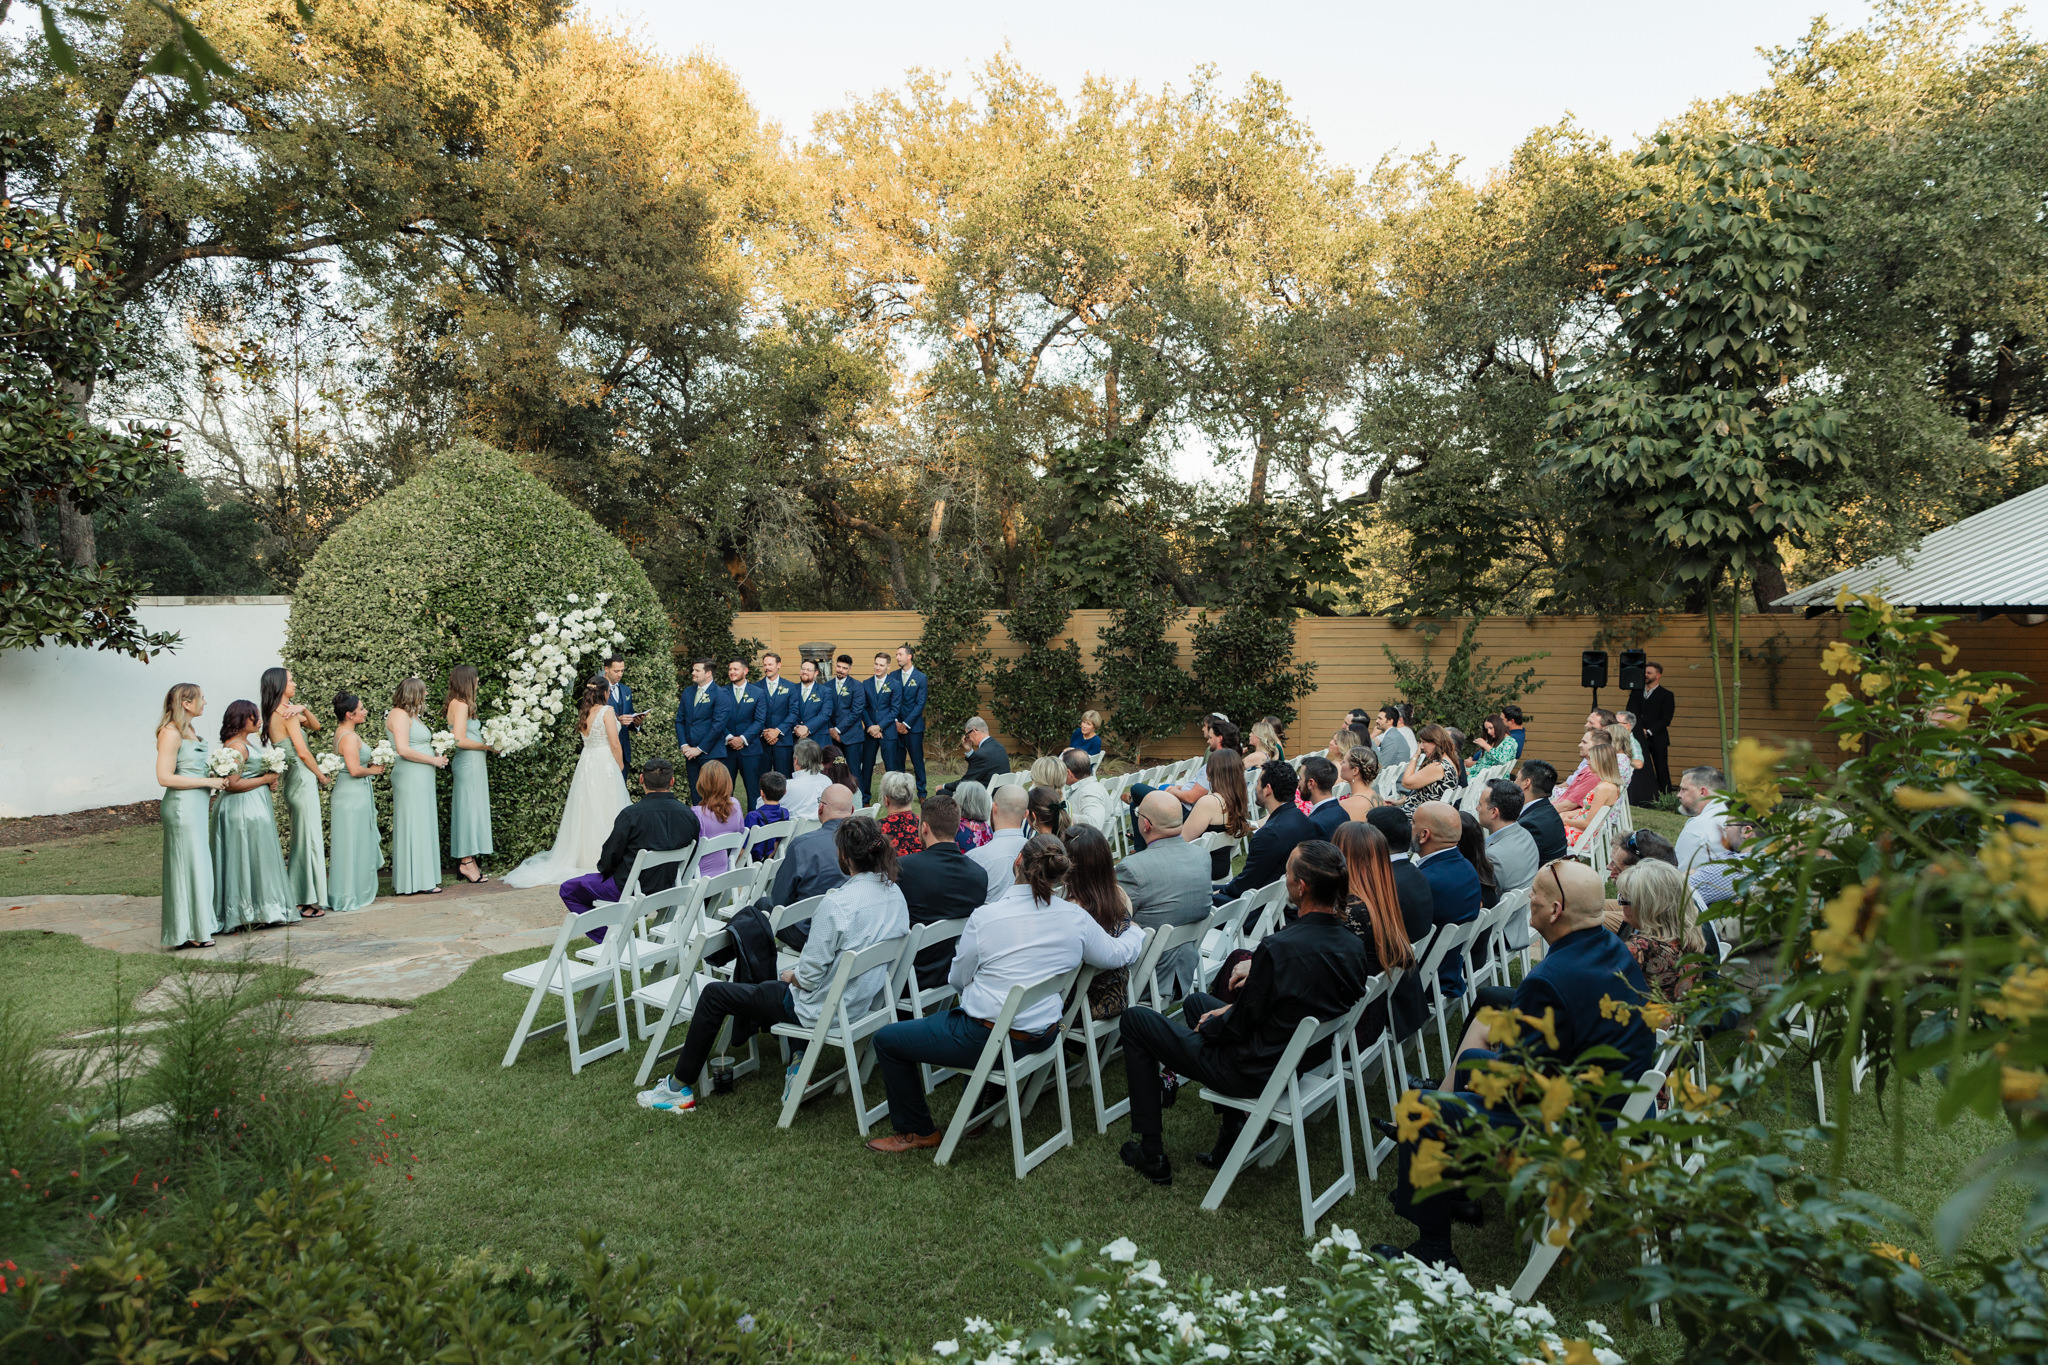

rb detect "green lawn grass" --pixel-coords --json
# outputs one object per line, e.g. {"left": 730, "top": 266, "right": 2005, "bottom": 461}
{"left": 0, "top": 825, "right": 164, "bottom": 898}
{"left": 0, "top": 929, "right": 182, "bottom": 1035}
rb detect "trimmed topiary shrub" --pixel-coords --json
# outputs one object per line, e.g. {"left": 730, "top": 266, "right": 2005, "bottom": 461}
{"left": 285, "top": 440, "right": 679, "bottom": 865}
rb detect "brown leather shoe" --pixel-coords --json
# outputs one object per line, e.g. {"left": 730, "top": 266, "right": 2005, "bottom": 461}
{"left": 865, "top": 1131, "right": 942, "bottom": 1154}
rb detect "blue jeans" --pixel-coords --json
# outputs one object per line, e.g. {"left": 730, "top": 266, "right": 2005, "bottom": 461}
{"left": 874, "top": 1007, "right": 1057, "bottom": 1136}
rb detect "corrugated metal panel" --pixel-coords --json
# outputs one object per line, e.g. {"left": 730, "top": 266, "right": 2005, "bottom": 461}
{"left": 1777, "top": 482, "right": 2048, "bottom": 610}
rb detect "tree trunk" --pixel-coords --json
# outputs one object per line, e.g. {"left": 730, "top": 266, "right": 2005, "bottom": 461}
{"left": 1249, "top": 420, "right": 1273, "bottom": 505}
{"left": 1103, "top": 359, "right": 1120, "bottom": 439}
{"left": 12, "top": 490, "right": 38, "bottom": 548}
{"left": 1729, "top": 574, "right": 1744, "bottom": 753}
{"left": 1752, "top": 555, "right": 1794, "bottom": 614}
{"left": 57, "top": 377, "right": 96, "bottom": 567}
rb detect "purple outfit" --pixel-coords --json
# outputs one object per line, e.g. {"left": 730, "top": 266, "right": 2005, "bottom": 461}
{"left": 693, "top": 802, "right": 746, "bottom": 874}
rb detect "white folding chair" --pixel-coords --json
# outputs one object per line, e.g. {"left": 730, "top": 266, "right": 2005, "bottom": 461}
{"left": 687, "top": 831, "right": 745, "bottom": 882}
{"left": 738, "top": 820, "right": 795, "bottom": 866}
{"left": 630, "top": 917, "right": 739, "bottom": 1087}
{"left": 1341, "top": 973, "right": 1400, "bottom": 1177}
{"left": 1375, "top": 766, "right": 1405, "bottom": 799}
{"left": 1198, "top": 997, "right": 1369, "bottom": 1237}
{"left": 501, "top": 899, "right": 637, "bottom": 1074}
{"left": 771, "top": 934, "right": 911, "bottom": 1134}
{"left": 572, "top": 845, "right": 696, "bottom": 966}
{"left": 1415, "top": 918, "right": 1481, "bottom": 1081}
{"left": 1468, "top": 888, "right": 1530, "bottom": 994}
{"left": 701, "top": 863, "right": 767, "bottom": 919}
{"left": 900, "top": 917, "right": 969, "bottom": 1089}
{"left": 1059, "top": 926, "right": 1164, "bottom": 1133}
{"left": 1571, "top": 804, "right": 1616, "bottom": 878}
{"left": 934, "top": 969, "right": 1080, "bottom": 1179}
{"left": 769, "top": 893, "right": 829, "bottom": 972}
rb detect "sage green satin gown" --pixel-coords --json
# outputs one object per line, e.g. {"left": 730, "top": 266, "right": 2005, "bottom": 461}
{"left": 211, "top": 745, "right": 293, "bottom": 931}
{"left": 388, "top": 718, "right": 442, "bottom": 893}
{"left": 449, "top": 718, "right": 493, "bottom": 859}
{"left": 327, "top": 744, "right": 383, "bottom": 913}
{"left": 282, "top": 742, "right": 328, "bottom": 910}
{"left": 159, "top": 736, "right": 219, "bottom": 946}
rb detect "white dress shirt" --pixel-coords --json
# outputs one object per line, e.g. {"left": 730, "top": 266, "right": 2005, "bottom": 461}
{"left": 1675, "top": 796, "right": 1732, "bottom": 876}
{"left": 783, "top": 770, "right": 831, "bottom": 818}
{"left": 949, "top": 882, "right": 1147, "bottom": 1032}
{"left": 968, "top": 826, "right": 1029, "bottom": 902}
{"left": 788, "top": 871, "right": 909, "bottom": 1028}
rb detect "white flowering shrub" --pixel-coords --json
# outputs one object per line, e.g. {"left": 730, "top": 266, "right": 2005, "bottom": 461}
{"left": 488, "top": 592, "right": 626, "bottom": 756}
{"left": 933, "top": 1233, "right": 1620, "bottom": 1365}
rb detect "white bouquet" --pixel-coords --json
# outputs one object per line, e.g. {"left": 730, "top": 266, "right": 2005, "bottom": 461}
{"left": 316, "top": 752, "right": 346, "bottom": 779}
{"left": 206, "top": 746, "right": 244, "bottom": 780}
{"left": 369, "top": 739, "right": 398, "bottom": 768}
{"left": 481, "top": 713, "right": 540, "bottom": 756}
{"left": 431, "top": 728, "right": 457, "bottom": 757}
{"left": 258, "top": 747, "right": 289, "bottom": 775}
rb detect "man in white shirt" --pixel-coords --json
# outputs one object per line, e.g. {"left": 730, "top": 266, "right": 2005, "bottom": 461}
{"left": 967, "top": 784, "right": 1030, "bottom": 901}
{"left": 1673, "top": 766, "right": 1732, "bottom": 875}
{"left": 1062, "top": 749, "right": 1111, "bottom": 833}
{"left": 1164, "top": 715, "right": 1235, "bottom": 806}
{"left": 866, "top": 835, "right": 1145, "bottom": 1151}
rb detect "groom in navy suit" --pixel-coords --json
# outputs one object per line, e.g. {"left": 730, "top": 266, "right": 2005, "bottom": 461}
{"left": 858, "top": 651, "right": 897, "bottom": 805}
{"left": 603, "top": 655, "right": 641, "bottom": 773}
{"left": 889, "top": 642, "right": 930, "bottom": 798}
{"left": 828, "top": 654, "right": 868, "bottom": 795}
{"left": 674, "top": 657, "right": 732, "bottom": 801}
{"left": 720, "top": 656, "right": 766, "bottom": 811}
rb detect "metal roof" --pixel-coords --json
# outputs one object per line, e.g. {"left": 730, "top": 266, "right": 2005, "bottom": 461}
{"left": 1774, "top": 481, "right": 2048, "bottom": 618}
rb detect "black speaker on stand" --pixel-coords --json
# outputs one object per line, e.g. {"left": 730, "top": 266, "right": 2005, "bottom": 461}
{"left": 1618, "top": 649, "right": 1647, "bottom": 692}
{"left": 1582, "top": 650, "right": 1609, "bottom": 711}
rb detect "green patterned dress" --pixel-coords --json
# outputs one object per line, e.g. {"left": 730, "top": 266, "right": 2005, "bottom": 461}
{"left": 327, "top": 740, "right": 383, "bottom": 913}
{"left": 211, "top": 744, "right": 293, "bottom": 931}
{"left": 159, "top": 735, "right": 219, "bottom": 946}
{"left": 281, "top": 738, "right": 328, "bottom": 910}
{"left": 388, "top": 717, "right": 442, "bottom": 893}
{"left": 449, "top": 718, "right": 493, "bottom": 859}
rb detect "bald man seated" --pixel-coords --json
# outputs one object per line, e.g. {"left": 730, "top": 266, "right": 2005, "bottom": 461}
{"left": 1374, "top": 859, "right": 1657, "bottom": 1273}
{"left": 1411, "top": 801, "right": 1481, "bottom": 996}
{"left": 1115, "top": 791, "right": 1215, "bottom": 996}
{"left": 750, "top": 783, "right": 855, "bottom": 947}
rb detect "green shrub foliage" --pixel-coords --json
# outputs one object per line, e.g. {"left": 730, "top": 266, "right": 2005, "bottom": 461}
{"left": 1379, "top": 616, "right": 1544, "bottom": 734}
{"left": 1092, "top": 589, "right": 1195, "bottom": 764}
{"left": 989, "top": 569, "right": 1094, "bottom": 758}
{"left": 1187, "top": 573, "right": 1316, "bottom": 730}
{"left": 915, "top": 559, "right": 993, "bottom": 740}
{"left": 284, "top": 441, "right": 679, "bottom": 864}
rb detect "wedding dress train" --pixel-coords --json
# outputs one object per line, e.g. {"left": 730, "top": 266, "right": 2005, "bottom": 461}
{"left": 502, "top": 706, "right": 630, "bottom": 887}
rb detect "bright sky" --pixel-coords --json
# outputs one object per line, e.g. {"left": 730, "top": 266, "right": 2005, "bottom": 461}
{"left": 568, "top": 0, "right": 1997, "bottom": 177}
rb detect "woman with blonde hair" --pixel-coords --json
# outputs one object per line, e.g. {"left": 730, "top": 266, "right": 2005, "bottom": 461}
{"left": 155, "top": 683, "right": 229, "bottom": 948}
{"left": 446, "top": 664, "right": 496, "bottom": 883}
{"left": 1029, "top": 753, "right": 1066, "bottom": 791}
{"left": 386, "top": 676, "right": 448, "bottom": 894}
{"left": 1337, "top": 745, "right": 1381, "bottom": 822}
{"left": 1245, "top": 720, "right": 1283, "bottom": 767}
{"left": 1616, "top": 859, "right": 1700, "bottom": 998}
{"left": 1604, "top": 721, "right": 1637, "bottom": 789}
{"left": 1182, "top": 746, "right": 1253, "bottom": 880}
{"left": 1069, "top": 710, "right": 1105, "bottom": 767}
{"left": 1564, "top": 737, "right": 1624, "bottom": 837}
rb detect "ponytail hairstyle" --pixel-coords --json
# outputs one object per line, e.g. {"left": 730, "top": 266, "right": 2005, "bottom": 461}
{"left": 1026, "top": 784, "right": 1070, "bottom": 837}
{"left": 1015, "top": 833, "right": 1072, "bottom": 905}
{"left": 220, "top": 699, "right": 260, "bottom": 744}
{"left": 259, "top": 666, "right": 289, "bottom": 740}
{"left": 157, "top": 682, "right": 203, "bottom": 741}
{"left": 834, "top": 814, "right": 901, "bottom": 882}
{"left": 390, "top": 676, "right": 428, "bottom": 718}
{"left": 447, "top": 664, "right": 479, "bottom": 711}
{"left": 333, "top": 690, "right": 361, "bottom": 724}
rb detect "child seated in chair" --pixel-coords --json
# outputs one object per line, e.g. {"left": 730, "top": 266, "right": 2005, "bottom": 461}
{"left": 746, "top": 770, "right": 793, "bottom": 859}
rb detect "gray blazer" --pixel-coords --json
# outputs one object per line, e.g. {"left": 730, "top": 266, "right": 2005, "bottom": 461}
{"left": 1485, "top": 821, "right": 1541, "bottom": 894}
{"left": 1116, "top": 836, "right": 1214, "bottom": 995}
{"left": 1375, "top": 728, "right": 1413, "bottom": 773}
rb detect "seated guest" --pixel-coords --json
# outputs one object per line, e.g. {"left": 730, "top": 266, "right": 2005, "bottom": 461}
{"left": 1064, "top": 825, "right": 1135, "bottom": 1019}
{"left": 867, "top": 835, "right": 1146, "bottom": 1152}
{"left": 967, "top": 783, "right": 1030, "bottom": 901}
{"left": 1026, "top": 784, "right": 1070, "bottom": 840}
{"left": 747, "top": 784, "right": 853, "bottom": 943}
{"left": 1467, "top": 713, "right": 1520, "bottom": 773}
{"left": 1600, "top": 827, "right": 1678, "bottom": 930}
{"left": 897, "top": 793, "right": 987, "bottom": 989}
{"left": 744, "top": 770, "right": 792, "bottom": 858}
{"left": 636, "top": 815, "right": 909, "bottom": 1113}
{"left": 1373, "top": 705, "right": 1413, "bottom": 772}
{"left": 1117, "top": 791, "right": 1214, "bottom": 997}
{"left": 1062, "top": 749, "right": 1111, "bottom": 834}
{"left": 1502, "top": 703, "right": 1526, "bottom": 748}
{"left": 1412, "top": 802, "right": 1481, "bottom": 995}
{"left": 1335, "top": 821, "right": 1424, "bottom": 1046}
{"left": 1397, "top": 725, "right": 1462, "bottom": 813}
{"left": 1164, "top": 716, "right": 1237, "bottom": 806}
{"left": 1689, "top": 818, "right": 1756, "bottom": 909}
{"left": 877, "top": 771, "right": 922, "bottom": 857}
{"left": 562, "top": 758, "right": 701, "bottom": 944}
{"left": 821, "top": 743, "right": 853, "bottom": 794}
{"left": 1477, "top": 779, "right": 1539, "bottom": 893}
{"left": 1366, "top": 807, "right": 1436, "bottom": 954}
{"left": 1244, "top": 720, "right": 1283, "bottom": 768}
{"left": 1604, "top": 721, "right": 1637, "bottom": 790}
{"left": 1337, "top": 746, "right": 1382, "bottom": 821}
{"left": 783, "top": 739, "right": 831, "bottom": 819}
{"left": 941, "top": 716, "right": 1009, "bottom": 796}
{"left": 1562, "top": 737, "right": 1623, "bottom": 838}
{"left": 1376, "top": 859, "right": 1656, "bottom": 1270}
{"left": 690, "top": 761, "right": 744, "bottom": 875}
{"left": 1515, "top": 761, "right": 1569, "bottom": 864}
{"left": 1117, "top": 841, "right": 1372, "bottom": 1185}
{"left": 1069, "top": 710, "right": 1105, "bottom": 766}
{"left": 953, "top": 779, "right": 993, "bottom": 850}
{"left": 1260, "top": 716, "right": 1289, "bottom": 762}
{"left": 1180, "top": 747, "right": 1253, "bottom": 880}
{"left": 1028, "top": 755, "right": 1066, "bottom": 791}
{"left": 1214, "top": 761, "right": 1314, "bottom": 905}
{"left": 1457, "top": 810, "right": 1501, "bottom": 909}
{"left": 1553, "top": 720, "right": 1608, "bottom": 813}
{"left": 1674, "top": 766, "right": 1732, "bottom": 875}
{"left": 1300, "top": 756, "right": 1346, "bottom": 839}
{"left": 1615, "top": 859, "right": 1699, "bottom": 1000}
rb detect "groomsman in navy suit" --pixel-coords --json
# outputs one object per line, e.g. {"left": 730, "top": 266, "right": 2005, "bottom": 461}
{"left": 828, "top": 654, "right": 867, "bottom": 793}
{"left": 758, "top": 651, "right": 797, "bottom": 779}
{"left": 674, "top": 658, "right": 732, "bottom": 800}
{"left": 890, "top": 642, "right": 930, "bottom": 798}
{"left": 720, "top": 656, "right": 766, "bottom": 810}
{"left": 858, "top": 651, "right": 897, "bottom": 805}
{"left": 603, "top": 655, "right": 642, "bottom": 773}
{"left": 791, "top": 657, "right": 833, "bottom": 757}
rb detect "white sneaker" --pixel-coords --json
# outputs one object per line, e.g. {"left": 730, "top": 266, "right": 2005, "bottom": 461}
{"left": 637, "top": 1077, "right": 696, "bottom": 1113}
{"left": 783, "top": 1062, "right": 803, "bottom": 1104}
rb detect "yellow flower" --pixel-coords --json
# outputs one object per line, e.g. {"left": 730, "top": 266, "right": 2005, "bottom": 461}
{"left": 1824, "top": 682, "right": 1852, "bottom": 709}
{"left": 1394, "top": 1089, "right": 1432, "bottom": 1143}
{"left": 1520, "top": 1007, "right": 1560, "bottom": 1050}
{"left": 1673, "top": 1072, "right": 1726, "bottom": 1114}
{"left": 1859, "top": 671, "right": 1891, "bottom": 696}
{"left": 2001, "top": 1067, "right": 2046, "bottom": 1103}
{"left": 1892, "top": 783, "right": 1979, "bottom": 810}
{"left": 1838, "top": 731, "right": 1865, "bottom": 753}
{"left": 1869, "top": 1242, "right": 1923, "bottom": 1270}
{"left": 1598, "top": 994, "right": 1632, "bottom": 1023}
{"left": 1812, "top": 879, "right": 1882, "bottom": 972}
{"left": 1544, "top": 1180, "right": 1591, "bottom": 1243}
{"left": 1731, "top": 737, "right": 1786, "bottom": 813}
{"left": 1534, "top": 1072, "right": 1574, "bottom": 1126}
{"left": 1639, "top": 1001, "right": 1674, "bottom": 1031}
{"left": 1476, "top": 1006, "right": 1523, "bottom": 1048}
{"left": 1562, "top": 1136, "right": 1585, "bottom": 1161}
{"left": 1988, "top": 967, "right": 2048, "bottom": 1026}
{"left": 1467, "top": 1063, "right": 1520, "bottom": 1108}
{"left": 1409, "top": 1138, "right": 1448, "bottom": 1190}
{"left": 1931, "top": 631, "right": 1960, "bottom": 665}
{"left": 1820, "top": 640, "right": 1861, "bottom": 676}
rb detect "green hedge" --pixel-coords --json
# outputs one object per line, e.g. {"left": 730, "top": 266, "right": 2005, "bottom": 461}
{"left": 284, "top": 441, "right": 679, "bottom": 866}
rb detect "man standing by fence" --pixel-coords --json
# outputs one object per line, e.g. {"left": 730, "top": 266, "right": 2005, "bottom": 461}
{"left": 1626, "top": 662, "right": 1675, "bottom": 794}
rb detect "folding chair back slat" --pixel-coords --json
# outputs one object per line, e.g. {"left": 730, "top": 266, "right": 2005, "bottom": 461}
{"left": 738, "top": 820, "right": 796, "bottom": 866}
{"left": 935, "top": 968, "right": 1081, "bottom": 1178}
{"left": 501, "top": 898, "right": 639, "bottom": 1074}
{"left": 631, "top": 920, "right": 735, "bottom": 1087}
{"left": 1510, "top": 1067, "right": 1668, "bottom": 1302}
{"left": 771, "top": 934, "right": 911, "bottom": 1134}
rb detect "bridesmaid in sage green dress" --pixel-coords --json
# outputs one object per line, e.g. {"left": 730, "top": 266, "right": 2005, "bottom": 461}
{"left": 386, "top": 676, "right": 448, "bottom": 895}
{"left": 263, "top": 666, "right": 329, "bottom": 918}
{"left": 327, "top": 691, "right": 387, "bottom": 913}
{"left": 155, "top": 682, "right": 229, "bottom": 949}
{"left": 211, "top": 699, "right": 294, "bottom": 932}
{"left": 445, "top": 664, "right": 496, "bottom": 883}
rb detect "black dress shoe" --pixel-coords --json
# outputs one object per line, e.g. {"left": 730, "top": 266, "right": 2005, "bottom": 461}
{"left": 1372, "top": 1117, "right": 1401, "bottom": 1144}
{"left": 1448, "top": 1198, "right": 1485, "bottom": 1228}
{"left": 1120, "top": 1141, "right": 1172, "bottom": 1186}
{"left": 1369, "top": 1241, "right": 1464, "bottom": 1274}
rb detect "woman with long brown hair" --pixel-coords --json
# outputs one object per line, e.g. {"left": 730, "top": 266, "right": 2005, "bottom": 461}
{"left": 501, "top": 676, "right": 630, "bottom": 888}
{"left": 446, "top": 664, "right": 496, "bottom": 883}
{"left": 386, "top": 676, "right": 447, "bottom": 895}
{"left": 1181, "top": 746, "right": 1252, "bottom": 880}
{"left": 1397, "top": 722, "right": 1462, "bottom": 813}
{"left": 1335, "top": 821, "right": 1426, "bottom": 1045}
{"left": 263, "top": 665, "right": 328, "bottom": 918}
{"left": 691, "top": 759, "right": 744, "bottom": 875}
{"left": 1063, "top": 825, "right": 1135, "bottom": 1019}
{"left": 155, "top": 682, "right": 228, "bottom": 948}
{"left": 211, "top": 698, "right": 294, "bottom": 932}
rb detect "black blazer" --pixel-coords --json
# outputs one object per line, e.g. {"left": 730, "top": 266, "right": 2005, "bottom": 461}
{"left": 1198, "top": 912, "right": 1372, "bottom": 1094}
{"left": 943, "top": 737, "right": 1011, "bottom": 795}
{"left": 1216, "top": 803, "right": 1317, "bottom": 904}
{"left": 1383, "top": 860, "right": 1436, "bottom": 1041}
{"left": 596, "top": 792, "right": 701, "bottom": 893}
{"left": 1518, "top": 798, "right": 1569, "bottom": 866}
{"left": 1626, "top": 684, "right": 1676, "bottom": 748}
{"left": 897, "top": 843, "right": 989, "bottom": 988}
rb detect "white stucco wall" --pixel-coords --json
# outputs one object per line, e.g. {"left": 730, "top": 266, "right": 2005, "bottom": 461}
{"left": 0, "top": 597, "right": 292, "bottom": 818}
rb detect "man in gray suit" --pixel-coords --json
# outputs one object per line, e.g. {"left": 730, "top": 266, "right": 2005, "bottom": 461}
{"left": 1372, "top": 705, "right": 1413, "bottom": 773}
{"left": 1477, "top": 778, "right": 1540, "bottom": 894}
{"left": 1115, "top": 791, "right": 1215, "bottom": 996}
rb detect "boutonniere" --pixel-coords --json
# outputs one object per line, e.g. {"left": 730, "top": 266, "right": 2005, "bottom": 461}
{"left": 694, "top": 694, "right": 708, "bottom": 706}
{"left": 736, "top": 690, "right": 751, "bottom": 703}
{"left": 876, "top": 679, "right": 891, "bottom": 693}
{"left": 906, "top": 679, "right": 918, "bottom": 689}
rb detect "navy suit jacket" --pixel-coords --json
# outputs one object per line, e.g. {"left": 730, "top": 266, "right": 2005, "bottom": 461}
{"left": 791, "top": 681, "right": 833, "bottom": 746}
{"left": 860, "top": 676, "right": 898, "bottom": 738}
{"left": 1519, "top": 798, "right": 1569, "bottom": 865}
{"left": 1418, "top": 847, "right": 1483, "bottom": 996}
{"left": 722, "top": 681, "right": 765, "bottom": 755}
{"left": 676, "top": 683, "right": 732, "bottom": 757}
{"left": 1216, "top": 803, "right": 1317, "bottom": 904}
{"left": 608, "top": 681, "right": 638, "bottom": 767}
{"left": 828, "top": 676, "right": 865, "bottom": 748}
{"left": 1306, "top": 798, "right": 1348, "bottom": 841}
{"left": 758, "top": 676, "right": 797, "bottom": 751}
{"left": 892, "top": 667, "right": 929, "bottom": 733}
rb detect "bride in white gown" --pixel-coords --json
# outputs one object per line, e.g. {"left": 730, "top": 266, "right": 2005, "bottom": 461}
{"left": 502, "top": 680, "right": 630, "bottom": 888}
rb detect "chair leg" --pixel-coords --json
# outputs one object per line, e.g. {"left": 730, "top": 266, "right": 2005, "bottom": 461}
{"left": 1200, "top": 1094, "right": 1278, "bottom": 1213}
{"left": 935, "top": 1040, "right": 1003, "bottom": 1168}
{"left": 777, "top": 1031, "right": 829, "bottom": 1129}
{"left": 502, "top": 976, "right": 553, "bottom": 1069}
